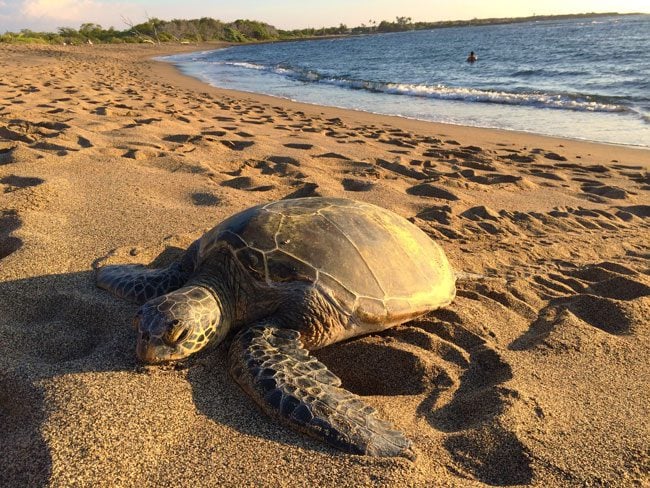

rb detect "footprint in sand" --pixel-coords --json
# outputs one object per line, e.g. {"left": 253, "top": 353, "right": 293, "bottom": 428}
{"left": 543, "top": 151, "right": 567, "bottom": 161}
{"left": 376, "top": 158, "right": 429, "bottom": 180}
{"left": 191, "top": 192, "right": 221, "bottom": 207}
{"left": 416, "top": 205, "right": 453, "bottom": 225}
{"left": 580, "top": 182, "right": 629, "bottom": 200}
{"left": 455, "top": 159, "right": 498, "bottom": 172}
{"left": 145, "top": 157, "right": 209, "bottom": 175}
{"left": 283, "top": 182, "right": 320, "bottom": 199}
{"left": 121, "top": 149, "right": 158, "bottom": 160}
{"left": 0, "top": 146, "right": 16, "bottom": 165}
{"left": 512, "top": 262, "right": 650, "bottom": 351}
{"left": 220, "top": 140, "right": 255, "bottom": 151}
{"left": 134, "top": 117, "right": 163, "bottom": 125}
{"left": 93, "top": 107, "right": 110, "bottom": 116}
{"left": 0, "top": 210, "right": 22, "bottom": 259}
{"left": 29, "top": 141, "right": 76, "bottom": 156}
{"left": 1, "top": 175, "right": 45, "bottom": 193}
{"left": 527, "top": 168, "right": 567, "bottom": 182}
{"left": 314, "top": 152, "right": 351, "bottom": 161}
{"left": 449, "top": 206, "right": 508, "bottom": 238}
{"left": 378, "top": 137, "right": 417, "bottom": 149}
{"left": 254, "top": 160, "right": 306, "bottom": 180}
{"left": 407, "top": 183, "right": 460, "bottom": 201}
{"left": 266, "top": 155, "right": 301, "bottom": 167}
{"left": 241, "top": 118, "right": 268, "bottom": 126}
{"left": 201, "top": 130, "right": 227, "bottom": 139}
{"left": 471, "top": 173, "right": 524, "bottom": 185}
{"left": 342, "top": 178, "right": 374, "bottom": 192}
{"left": 462, "top": 203, "right": 630, "bottom": 240}
{"left": 220, "top": 176, "right": 274, "bottom": 192}
{"left": 77, "top": 136, "right": 93, "bottom": 148}
{"left": 503, "top": 153, "right": 536, "bottom": 164}
{"left": 283, "top": 143, "right": 313, "bottom": 150}
{"left": 614, "top": 205, "right": 649, "bottom": 221}
{"left": 162, "top": 134, "right": 202, "bottom": 144}
{"left": 0, "top": 126, "right": 36, "bottom": 144}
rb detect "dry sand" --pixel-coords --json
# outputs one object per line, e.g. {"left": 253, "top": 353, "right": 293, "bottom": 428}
{"left": 0, "top": 42, "right": 648, "bottom": 487}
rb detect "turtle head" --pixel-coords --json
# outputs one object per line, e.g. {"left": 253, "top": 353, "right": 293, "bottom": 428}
{"left": 133, "top": 285, "right": 228, "bottom": 363}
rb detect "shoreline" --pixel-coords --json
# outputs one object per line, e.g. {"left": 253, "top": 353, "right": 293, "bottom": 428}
{"left": 1, "top": 42, "right": 649, "bottom": 487}
{"left": 152, "top": 40, "right": 650, "bottom": 153}
{"left": 160, "top": 54, "right": 650, "bottom": 151}
{"left": 147, "top": 48, "right": 650, "bottom": 167}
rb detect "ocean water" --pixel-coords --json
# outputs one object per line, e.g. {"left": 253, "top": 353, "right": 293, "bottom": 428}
{"left": 160, "top": 15, "right": 650, "bottom": 147}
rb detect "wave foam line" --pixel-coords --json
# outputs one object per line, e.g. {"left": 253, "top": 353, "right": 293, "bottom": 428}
{"left": 213, "top": 61, "right": 629, "bottom": 114}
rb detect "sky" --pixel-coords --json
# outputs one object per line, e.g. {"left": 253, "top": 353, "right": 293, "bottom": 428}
{"left": 1, "top": 0, "right": 648, "bottom": 33}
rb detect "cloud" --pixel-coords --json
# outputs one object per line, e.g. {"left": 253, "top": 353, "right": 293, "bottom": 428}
{"left": 22, "top": 0, "right": 102, "bottom": 21}
{"left": 22, "top": 0, "right": 112, "bottom": 21}
{"left": 18, "top": 0, "right": 143, "bottom": 28}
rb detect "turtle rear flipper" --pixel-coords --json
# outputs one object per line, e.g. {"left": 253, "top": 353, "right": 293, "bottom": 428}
{"left": 229, "top": 325, "right": 415, "bottom": 459}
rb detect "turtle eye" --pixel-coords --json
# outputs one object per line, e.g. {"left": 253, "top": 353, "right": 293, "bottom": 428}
{"left": 175, "top": 327, "right": 190, "bottom": 343}
{"left": 133, "top": 309, "right": 144, "bottom": 330}
{"left": 163, "top": 322, "right": 190, "bottom": 346}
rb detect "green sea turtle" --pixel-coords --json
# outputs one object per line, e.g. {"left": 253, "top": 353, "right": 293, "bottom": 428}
{"left": 97, "top": 197, "right": 455, "bottom": 459}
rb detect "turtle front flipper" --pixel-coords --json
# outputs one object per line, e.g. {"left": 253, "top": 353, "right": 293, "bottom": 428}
{"left": 97, "top": 262, "right": 190, "bottom": 304}
{"left": 229, "top": 325, "right": 415, "bottom": 459}
{"left": 97, "top": 240, "right": 199, "bottom": 304}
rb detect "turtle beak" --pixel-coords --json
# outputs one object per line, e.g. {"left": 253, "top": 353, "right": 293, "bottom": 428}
{"left": 136, "top": 332, "right": 161, "bottom": 364}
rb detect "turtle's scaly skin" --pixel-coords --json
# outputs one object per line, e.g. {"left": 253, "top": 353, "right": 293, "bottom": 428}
{"left": 229, "top": 326, "right": 416, "bottom": 459}
{"left": 97, "top": 197, "right": 455, "bottom": 458}
{"left": 134, "top": 286, "right": 223, "bottom": 363}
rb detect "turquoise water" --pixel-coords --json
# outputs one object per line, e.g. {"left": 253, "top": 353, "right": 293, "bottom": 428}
{"left": 160, "top": 15, "right": 650, "bottom": 147}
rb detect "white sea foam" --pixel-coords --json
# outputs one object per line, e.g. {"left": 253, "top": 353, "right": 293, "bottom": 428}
{"left": 212, "top": 61, "right": 628, "bottom": 114}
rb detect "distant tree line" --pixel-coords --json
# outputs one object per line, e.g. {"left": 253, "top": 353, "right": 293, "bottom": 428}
{"left": 0, "top": 12, "right": 634, "bottom": 45}
{"left": 0, "top": 18, "right": 282, "bottom": 44}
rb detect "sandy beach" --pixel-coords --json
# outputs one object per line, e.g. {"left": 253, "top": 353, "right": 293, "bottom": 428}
{"left": 0, "top": 42, "right": 648, "bottom": 487}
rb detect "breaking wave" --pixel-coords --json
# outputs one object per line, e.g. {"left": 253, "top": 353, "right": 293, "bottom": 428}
{"left": 213, "top": 61, "right": 629, "bottom": 114}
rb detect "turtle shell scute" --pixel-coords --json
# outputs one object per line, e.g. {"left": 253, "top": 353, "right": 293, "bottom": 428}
{"left": 198, "top": 197, "right": 455, "bottom": 323}
{"left": 315, "top": 273, "right": 357, "bottom": 315}
{"left": 356, "top": 297, "right": 388, "bottom": 324}
{"left": 266, "top": 250, "right": 317, "bottom": 283}
{"left": 235, "top": 247, "right": 266, "bottom": 281}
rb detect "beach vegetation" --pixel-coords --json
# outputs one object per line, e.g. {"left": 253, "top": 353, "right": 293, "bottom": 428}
{"left": 376, "top": 17, "right": 415, "bottom": 32}
{"left": 0, "top": 12, "right": 637, "bottom": 45}
{"left": 0, "top": 29, "right": 63, "bottom": 44}
{"left": 231, "top": 20, "right": 278, "bottom": 40}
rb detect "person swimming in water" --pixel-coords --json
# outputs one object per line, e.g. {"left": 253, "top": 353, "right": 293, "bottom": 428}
{"left": 467, "top": 51, "right": 477, "bottom": 63}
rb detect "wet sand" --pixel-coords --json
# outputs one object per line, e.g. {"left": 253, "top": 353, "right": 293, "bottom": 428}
{"left": 0, "top": 42, "right": 648, "bottom": 487}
